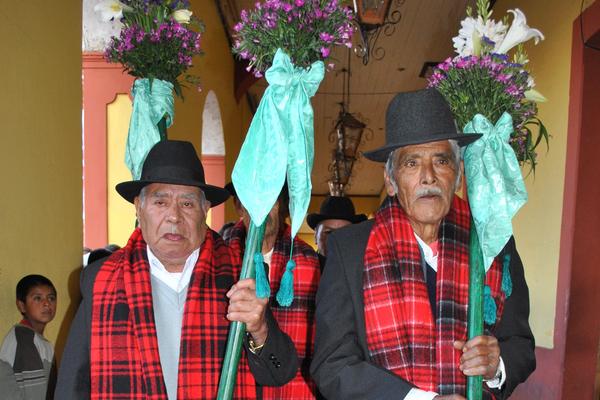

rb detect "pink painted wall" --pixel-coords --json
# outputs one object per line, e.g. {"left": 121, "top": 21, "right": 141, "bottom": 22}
{"left": 82, "top": 53, "right": 133, "bottom": 248}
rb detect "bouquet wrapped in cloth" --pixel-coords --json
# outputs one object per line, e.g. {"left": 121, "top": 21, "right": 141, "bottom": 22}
{"left": 428, "top": 1, "right": 547, "bottom": 398}
{"left": 218, "top": 1, "right": 354, "bottom": 398}
{"left": 96, "top": 0, "right": 204, "bottom": 179}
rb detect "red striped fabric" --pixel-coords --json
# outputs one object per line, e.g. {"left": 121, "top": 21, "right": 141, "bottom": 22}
{"left": 227, "top": 221, "right": 321, "bottom": 399}
{"left": 363, "top": 196, "right": 504, "bottom": 396}
{"left": 90, "top": 228, "right": 256, "bottom": 399}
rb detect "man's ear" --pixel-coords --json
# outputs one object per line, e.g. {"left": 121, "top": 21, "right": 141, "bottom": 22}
{"left": 383, "top": 170, "right": 396, "bottom": 197}
{"left": 455, "top": 160, "right": 464, "bottom": 193}
{"left": 133, "top": 196, "right": 141, "bottom": 216}
{"left": 202, "top": 200, "right": 210, "bottom": 215}
{"left": 16, "top": 300, "right": 26, "bottom": 314}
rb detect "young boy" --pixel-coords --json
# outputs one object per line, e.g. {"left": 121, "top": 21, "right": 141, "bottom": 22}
{"left": 0, "top": 275, "right": 57, "bottom": 399}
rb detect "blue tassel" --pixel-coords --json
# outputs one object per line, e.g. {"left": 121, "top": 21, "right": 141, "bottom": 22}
{"left": 253, "top": 252, "right": 271, "bottom": 299}
{"left": 502, "top": 253, "right": 513, "bottom": 298}
{"left": 483, "top": 285, "right": 497, "bottom": 325}
{"left": 276, "top": 259, "right": 296, "bottom": 307}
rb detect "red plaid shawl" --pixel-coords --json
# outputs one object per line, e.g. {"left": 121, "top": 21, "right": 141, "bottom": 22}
{"left": 90, "top": 228, "right": 256, "bottom": 399}
{"left": 363, "top": 196, "right": 505, "bottom": 396}
{"left": 227, "top": 221, "right": 321, "bottom": 399}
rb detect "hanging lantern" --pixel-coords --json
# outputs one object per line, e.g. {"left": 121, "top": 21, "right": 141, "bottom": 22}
{"left": 354, "top": 0, "right": 392, "bottom": 26}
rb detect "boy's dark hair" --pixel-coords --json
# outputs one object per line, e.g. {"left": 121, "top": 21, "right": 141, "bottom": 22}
{"left": 16, "top": 275, "right": 56, "bottom": 302}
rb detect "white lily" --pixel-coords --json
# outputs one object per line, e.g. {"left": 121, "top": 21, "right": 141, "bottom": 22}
{"left": 172, "top": 9, "right": 193, "bottom": 24}
{"left": 524, "top": 89, "right": 548, "bottom": 103}
{"left": 94, "top": 0, "right": 132, "bottom": 22}
{"left": 495, "top": 9, "right": 544, "bottom": 54}
{"left": 453, "top": 15, "right": 507, "bottom": 57}
{"left": 472, "top": 30, "right": 482, "bottom": 57}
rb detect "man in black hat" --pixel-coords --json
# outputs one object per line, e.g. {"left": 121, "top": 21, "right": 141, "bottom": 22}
{"left": 311, "top": 89, "right": 535, "bottom": 400}
{"left": 56, "top": 140, "right": 298, "bottom": 399}
{"left": 306, "top": 196, "right": 367, "bottom": 267}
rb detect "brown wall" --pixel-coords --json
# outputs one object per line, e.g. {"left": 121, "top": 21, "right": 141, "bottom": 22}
{"left": 561, "top": 12, "right": 600, "bottom": 399}
{"left": 511, "top": 1, "right": 600, "bottom": 398}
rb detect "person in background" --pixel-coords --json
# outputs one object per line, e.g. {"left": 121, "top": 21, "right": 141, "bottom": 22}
{"left": 219, "top": 181, "right": 245, "bottom": 242}
{"left": 306, "top": 195, "right": 367, "bottom": 268}
{"left": 226, "top": 184, "right": 321, "bottom": 399}
{"left": 82, "top": 244, "right": 121, "bottom": 267}
{"left": 0, "top": 274, "right": 57, "bottom": 399}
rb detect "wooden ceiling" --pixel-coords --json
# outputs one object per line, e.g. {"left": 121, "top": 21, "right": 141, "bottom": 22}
{"left": 218, "top": 0, "right": 472, "bottom": 197}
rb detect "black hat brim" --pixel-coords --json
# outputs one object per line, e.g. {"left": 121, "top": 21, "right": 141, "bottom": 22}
{"left": 306, "top": 213, "right": 368, "bottom": 230}
{"left": 363, "top": 132, "right": 482, "bottom": 162}
{"left": 116, "top": 178, "right": 230, "bottom": 207}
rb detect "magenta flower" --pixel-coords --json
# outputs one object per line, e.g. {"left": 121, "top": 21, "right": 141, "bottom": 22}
{"left": 231, "top": 0, "right": 355, "bottom": 72}
{"left": 319, "top": 32, "right": 334, "bottom": 43}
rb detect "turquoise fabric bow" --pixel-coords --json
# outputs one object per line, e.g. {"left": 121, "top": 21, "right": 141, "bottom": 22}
{"left": 232, "top": 49, "right": 325, "bottom": 239}
{"left": 125, "top": 78, "right": 174, "bottom": 180}
{"left": 463, "top": 112, "right": 527, "bottom": 271}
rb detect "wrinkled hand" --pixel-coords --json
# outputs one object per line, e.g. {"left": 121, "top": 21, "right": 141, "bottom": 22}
{"left": 454, "top": 335, "right": 500, "bottom": 380}
{"left": 434, "top": 395, "right": 466, "bottom": 400}
{"left": 226, "top": 278, "right": 269, "bottom": 345}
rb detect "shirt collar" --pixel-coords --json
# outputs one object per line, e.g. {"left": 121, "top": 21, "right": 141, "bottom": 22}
{"left": 147, "top": 246, "right": 199, "bottom": 293}
{"left": 414, "top": 233, "right": 438, "bottom": 271}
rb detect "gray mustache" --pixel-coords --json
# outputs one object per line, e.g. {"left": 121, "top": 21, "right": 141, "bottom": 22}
{"left": 415, "top": 187, "right": 443, "bottom": 198}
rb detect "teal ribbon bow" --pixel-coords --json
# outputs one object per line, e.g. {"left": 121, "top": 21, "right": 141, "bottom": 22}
{"left": 463, "top": 112, "right": 527, "bottom": 271}
{"left": 232, "top": 49, "right": 325, "bottom": 240}
{"left": 125, "top": 78, "right": 174, "bottom": 180}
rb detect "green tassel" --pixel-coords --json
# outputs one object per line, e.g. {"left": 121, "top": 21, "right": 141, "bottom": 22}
{"left": 502, "top": 253, "right": 512, "bottom": 298}
{"left": 483, "top": 285, "right": 497, "bottom": 325}
{"left": 276, "top": 259, "right": 296, "bottom": 307}
{"left": 253, "top": 252, "right": 270, "bottom": 299}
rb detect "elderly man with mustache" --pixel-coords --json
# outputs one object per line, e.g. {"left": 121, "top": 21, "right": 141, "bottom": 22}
{"left": 56, "top": 141, "right": 298, "bottom": 399}
{"left": 311, "top": 89, "right": 536, "bottom": 400}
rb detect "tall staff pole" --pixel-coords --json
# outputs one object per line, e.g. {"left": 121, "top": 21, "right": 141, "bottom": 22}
{"left": 466, "top": 222, "right": 484, "bottom": 400}
{"left": 216, "top": 220, "right": 266, "bottom": 399}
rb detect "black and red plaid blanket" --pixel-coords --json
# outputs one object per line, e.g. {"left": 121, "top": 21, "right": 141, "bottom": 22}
{"left": 90, "top": 228, "right": 256, "bottom": 399}
{"left": 363, "top": 195, "right": 505, "bottom": 396}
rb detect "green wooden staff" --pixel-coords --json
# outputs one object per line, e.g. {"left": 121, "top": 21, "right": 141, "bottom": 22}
{"left": 216, "top": 221, "right": 266, "bottom": 399}
{"left": 158, "top": 116, "right": 167, "bottom": 140}
{"left": 467, "top": 222, "right": 484, "bottom": 400}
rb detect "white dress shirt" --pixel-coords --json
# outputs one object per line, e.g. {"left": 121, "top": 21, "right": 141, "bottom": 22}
{"left": 147, "top": 246, "right": 200, "bottom": 293}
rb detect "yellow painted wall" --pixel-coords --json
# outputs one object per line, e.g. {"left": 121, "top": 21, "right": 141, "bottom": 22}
{"left": 494, "top": 0, "right": 593, "bottom": 348}
{"left": 107, "top": 2, "right": 253, "bottom": 239}
{"left": 107, "top": 94, "right": 136, "bottom": 246}
{"left": 0, "top": 2, "right": 82, "bottom": 359}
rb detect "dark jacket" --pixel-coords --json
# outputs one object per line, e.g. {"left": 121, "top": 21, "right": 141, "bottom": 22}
{"left": 56, "top": 253, "right": 298, "bottom": 399}
{"left": 310, "top": 220, "right": 536, "bottom": 400}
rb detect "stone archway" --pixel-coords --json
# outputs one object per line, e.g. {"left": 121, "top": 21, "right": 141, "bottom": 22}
{"left": 201, "top": 90, "right": 226, "bottom": 230}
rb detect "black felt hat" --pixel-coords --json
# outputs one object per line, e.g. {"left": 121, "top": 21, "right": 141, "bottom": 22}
{"left": 363, "top": 88, "right": 482, "bottom": 162}
{"left": 116, "top": 140, "right": 230, "bottom": 206}
{"left": 306, "top": 196, "right": 367, "bottom": 230}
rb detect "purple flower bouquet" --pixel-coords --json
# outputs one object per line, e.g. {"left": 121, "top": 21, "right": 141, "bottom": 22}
{"left": 428, "top": 0, "right": 548, "bottom": 171}
{"left": 95, "top": 0, "right": 205, "bottom": 179}
{"left": 232, "top": 0, "right": 355, "bottom": 77}
{"left": 99, "top": 0, "right": 204, "bottom": 97}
